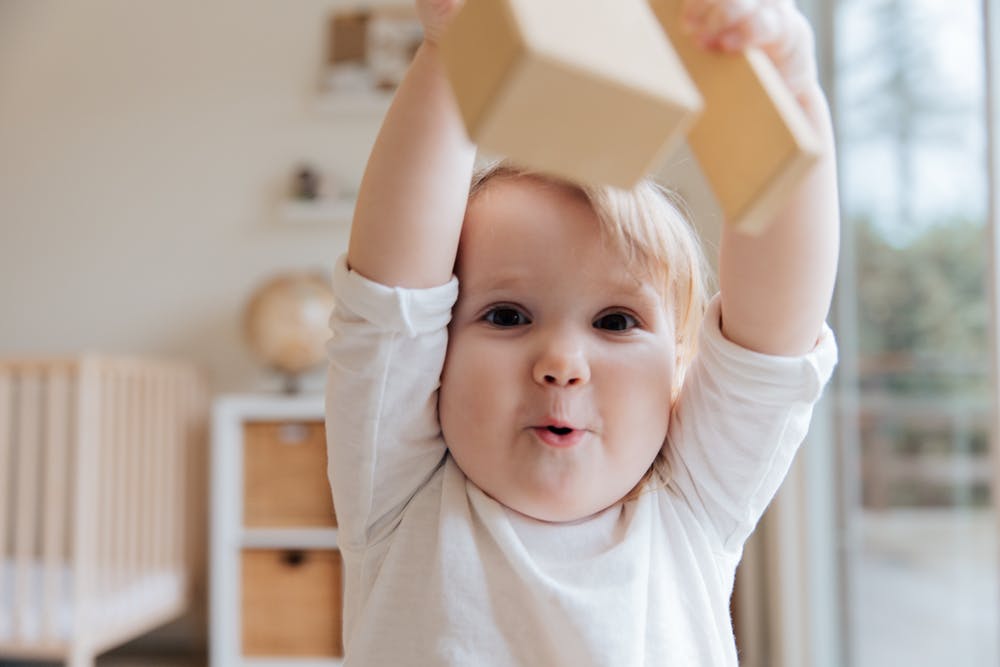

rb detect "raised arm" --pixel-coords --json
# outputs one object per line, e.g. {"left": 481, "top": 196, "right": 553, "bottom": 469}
{"left": 685, "top": 0, "right": 840, "bottom": 356}
{"left": 347, "top": 1, "right": 476, "bottom": 289}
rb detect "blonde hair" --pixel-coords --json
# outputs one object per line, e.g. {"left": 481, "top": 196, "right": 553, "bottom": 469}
{"left": 468, "top": 161, "right": 712, "bottom": 500}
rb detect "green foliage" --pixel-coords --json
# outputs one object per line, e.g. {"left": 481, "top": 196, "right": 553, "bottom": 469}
{"left": 853, "top": 215, "right": 989, "bottom": 395}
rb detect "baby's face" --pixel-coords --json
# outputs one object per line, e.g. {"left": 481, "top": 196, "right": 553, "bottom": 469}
{"left": 439, "top": 176, "right": 676, "bottom": 523}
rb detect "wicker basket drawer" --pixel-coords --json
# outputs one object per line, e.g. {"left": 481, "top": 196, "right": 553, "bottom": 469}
{"left": 243, "top": 420, "right": 336, "bottom": 528}
{"left": 241, "top": 548, "right": 343, "bottom": 657}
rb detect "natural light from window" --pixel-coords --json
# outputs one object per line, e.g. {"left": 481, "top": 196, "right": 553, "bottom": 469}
{"left": 833, "top": 0, "right": 996, "bottom": 664}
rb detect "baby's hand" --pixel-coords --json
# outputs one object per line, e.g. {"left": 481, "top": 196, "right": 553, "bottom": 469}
{"left": 417, "top": 0, "right": 465, "bottom": 45}
{"left": 682, "top": 0, "right": 818, "bottom": 97}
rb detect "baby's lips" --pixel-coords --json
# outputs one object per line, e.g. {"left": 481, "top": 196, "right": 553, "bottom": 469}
{"left": 532, "top": 425, "right": 587, "bottom": 448}
{"left": 536, "top": 417, "right": 578, "bottom": 432}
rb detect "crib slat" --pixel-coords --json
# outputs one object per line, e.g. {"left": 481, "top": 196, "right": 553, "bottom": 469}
{"left": 126, "top": 368, "right": 145, "bottom": 579}
{"left": 41, "top": 368, "right": 70, "bottom": 641}
{"left": 98, "top": 367, "right": 113, "bottom": 599}
{"left": 162, "top": 369, "right": 174, "bottom": 571}
{"left": 166, "top": 369, "right": 180, "bottom": 570}
{"left": 13, "top": 371, "right": 41, "bottom": 639}
{"left": 125, "top": 365, "right": 139, "bottom": 586}
{"left": 140, "top": 369, "right": 150, "bottom": 575}
{"left": 179, "top": 370, "right": 192, "bottom": 572}
{"left": 139, "top": 367, "right": 151, "bottom": 578}
{"left": 185, "top": 370, "right": 204, "bottom": 588}
{"left": 113, "top": 366, "right": 128, "bottom": 594}
{"left": 149, "top": 369, "right": 164, "bottom": 574}
{"left": 136, "top": 366, "right": 146, "bottom": 578}
{"left": 72, "top": 356, "right": 102, "bottom": 644}
{"left": 157, "top": 369, "right": 169, "bottom": 574}
{"left": 149, "top": 371, "right": 162, "bottom": 573}
{"left": 0, "top": 370, "right": 12, "bottom": 630}
{"left": 179, "top": 369, "right": 191, "bottom": 571}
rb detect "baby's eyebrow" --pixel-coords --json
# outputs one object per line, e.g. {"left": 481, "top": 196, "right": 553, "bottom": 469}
{"left": 463, "top": 271, "right": 530, "bottom": 294}
{"left": 604, "top": 278, "right": 662, "bottom": 306}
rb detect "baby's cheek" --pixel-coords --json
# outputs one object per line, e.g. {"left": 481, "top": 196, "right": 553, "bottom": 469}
{"left": 623, "top": 358, "right": 673, "bottom": 427}
{"left": 440, "top": 339, "right": 498, "bottom": 430}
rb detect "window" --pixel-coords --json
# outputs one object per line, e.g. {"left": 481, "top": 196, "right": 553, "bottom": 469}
{"left": 830, "top": 0, "right": 996, "bottom": 664}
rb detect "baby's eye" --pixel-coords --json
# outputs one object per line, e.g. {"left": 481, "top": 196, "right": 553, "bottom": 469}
{"left": 593, "top": 312, "right": 638, "bottom": 332}
{"left": 484, "top": 306, "right": 531, "bottom": 327}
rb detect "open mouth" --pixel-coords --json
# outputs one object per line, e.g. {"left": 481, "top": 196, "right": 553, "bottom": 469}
{"left": 533, "top": 425, "right": 584, "bottom": 448}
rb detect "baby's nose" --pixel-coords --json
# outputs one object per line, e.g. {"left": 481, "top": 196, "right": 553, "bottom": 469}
{"left": 532, "top": 341, "right": 590, "bottom": 387}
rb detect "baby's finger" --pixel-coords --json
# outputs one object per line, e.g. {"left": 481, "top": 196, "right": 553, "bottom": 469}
{"left": 737, "top": 1, "right": 788, "bottom": 47}
{"left": 681, "top": 0, "right": 718, "bottom": 31}
{"left": 729, "top": 3, "right": 817, "bottom": 94}
{"left": 697, "top": 0, "right": 760, "bottom": 39}
{"left": 709, "top": 4, "right": 782, "bottom": 52}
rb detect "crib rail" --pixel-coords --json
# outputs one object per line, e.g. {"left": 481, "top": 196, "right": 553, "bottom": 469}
{"left": 0, "top": 355, "right": 206, "bottom": 654}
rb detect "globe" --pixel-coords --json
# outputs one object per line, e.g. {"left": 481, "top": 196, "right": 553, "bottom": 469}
{"left": 243, "top": 271, "right": 335, "bottom": 392}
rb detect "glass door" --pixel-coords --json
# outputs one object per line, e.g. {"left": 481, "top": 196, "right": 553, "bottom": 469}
{"left": 831, "top": 0, "right": 997, "bottom": 664}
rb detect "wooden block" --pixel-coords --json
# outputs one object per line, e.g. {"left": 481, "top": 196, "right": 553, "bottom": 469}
{"left": 649, "top": 0, "right": 822, "bottom": 234}
{"left": 242, "top": 548, "right": 343, "bottom": 657}
{"left": 439, "top": 0, "right": 702, "bottom": 189}
{"left": 243, "top": 420, "right": 337, "bottom": 528}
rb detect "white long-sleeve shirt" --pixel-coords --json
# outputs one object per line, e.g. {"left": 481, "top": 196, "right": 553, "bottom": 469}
{"left": 325, "top": 255, "right": 837, "bottom": 666}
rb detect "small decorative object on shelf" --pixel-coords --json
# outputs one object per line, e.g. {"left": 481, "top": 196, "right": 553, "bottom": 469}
{"left": 242, "top": 272, "right": 336, "bottom": 394}
{"left": 281, "top": 163, "right": 356, "bottom": 226}
{"left": 320, "top": 5, "right": 422, "bottom": 116}
{"left": 293, "top": 164, "right": 322, "bottom": 201}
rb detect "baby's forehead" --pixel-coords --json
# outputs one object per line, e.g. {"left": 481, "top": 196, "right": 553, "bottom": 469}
{"left": 466, "top": 174, "right": 588, "bottom": 218}
{"left": 461, "top": 171, "right": 675, "bottom": 289}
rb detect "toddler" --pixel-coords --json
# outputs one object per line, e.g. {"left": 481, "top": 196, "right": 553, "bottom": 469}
{"left": 325, "top": 0, "right": 839, "bottom": 664}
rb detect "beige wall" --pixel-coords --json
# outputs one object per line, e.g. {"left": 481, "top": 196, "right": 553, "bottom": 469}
{"left": 0, "top": 0, "right": 720, "bottom": 396}
{"left": 0, "top": 0, "right": 380, "bottom": 393}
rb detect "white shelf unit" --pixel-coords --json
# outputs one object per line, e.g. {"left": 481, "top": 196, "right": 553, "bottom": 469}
{"left": 241, "top": 527, "right": 339, "bottom": 549}
{"left": 279, "top": 198, "right": 356, "bottom": 226}
{"left": 211, "top": 393, "right": 343, "bottom": 667}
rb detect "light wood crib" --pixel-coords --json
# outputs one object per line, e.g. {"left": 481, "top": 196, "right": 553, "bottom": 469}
{"left": 0, "top": 356, "right": 207, "bottom": 666}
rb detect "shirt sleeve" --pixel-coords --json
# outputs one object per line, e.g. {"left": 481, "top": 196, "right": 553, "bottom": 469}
{"left": 324, "top": 254, "right": 458, "bottom": 551}
{"left": 664, "top": 294, "right": 838, "bottom": 553}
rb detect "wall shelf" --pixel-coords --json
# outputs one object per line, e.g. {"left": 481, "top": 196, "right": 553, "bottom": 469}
{"left": 315, "top": 89, "right": 393, "bottom": 117}
{"left": 280, "top": 198, "right": 356, "bottom": 226}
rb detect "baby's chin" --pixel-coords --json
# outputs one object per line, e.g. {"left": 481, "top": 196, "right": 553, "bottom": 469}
{"left": 481, "top": 481, "right": 630, "bottom": 524}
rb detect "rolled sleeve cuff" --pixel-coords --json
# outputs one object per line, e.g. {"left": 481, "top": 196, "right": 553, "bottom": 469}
{"left": 699, "top": 295, "right": 839, "bottom": 405}
{"left": 331, "top": 254, "right": 459, "bottom": 337}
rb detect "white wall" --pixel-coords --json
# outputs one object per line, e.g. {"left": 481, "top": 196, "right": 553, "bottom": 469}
{"left": 0, "top": 0, "right": 721, "bottom": 397}
{"left": 0, "top": 0, "right": 384, "bottom": 393}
